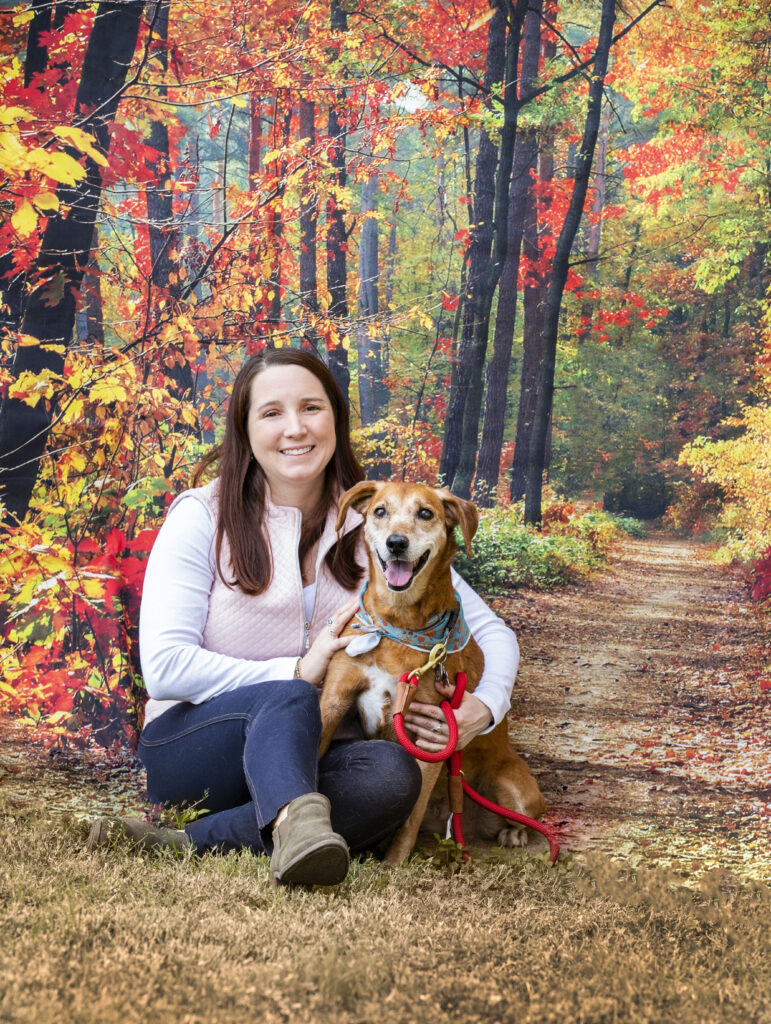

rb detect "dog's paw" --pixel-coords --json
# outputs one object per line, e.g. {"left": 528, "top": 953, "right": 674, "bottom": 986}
{"left": 496, "top": 825, "right": 528, "bottom": 848}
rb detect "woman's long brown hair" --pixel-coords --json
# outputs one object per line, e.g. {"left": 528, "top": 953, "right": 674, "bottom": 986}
{"left": 192, "top": 348, "right": 365, "bottom": 595}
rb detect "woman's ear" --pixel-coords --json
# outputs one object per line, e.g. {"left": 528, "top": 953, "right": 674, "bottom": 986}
{"left": 436, "top": 489, "right": 479, "bottom": 556}
{"left": 335, "top": 480, "right": 383, "bottom": 530}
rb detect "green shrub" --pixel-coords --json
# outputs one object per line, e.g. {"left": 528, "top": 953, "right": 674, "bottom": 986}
{"left": 455, "top": 502, "right": 642, "bottom": 593}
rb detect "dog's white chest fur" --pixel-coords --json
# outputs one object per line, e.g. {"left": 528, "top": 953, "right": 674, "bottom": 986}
{"left": 356, "top": 663, "right": 398, "bottom": 737}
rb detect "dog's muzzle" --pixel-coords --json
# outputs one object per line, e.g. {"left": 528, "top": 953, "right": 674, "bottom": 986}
{"left": 376, "top": 548, "right": 430, "bottom": 591}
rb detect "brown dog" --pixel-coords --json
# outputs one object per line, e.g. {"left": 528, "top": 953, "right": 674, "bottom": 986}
{"left": 319, "top": 481, "right": 545, "bottom": 865}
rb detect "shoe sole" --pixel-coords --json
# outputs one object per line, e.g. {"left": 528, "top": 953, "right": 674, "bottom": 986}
{"left": 271, "top": 837, "right": 350, "bottom": 888}
{"left": 86, "top": 817, "right": 110, "bottom": 852}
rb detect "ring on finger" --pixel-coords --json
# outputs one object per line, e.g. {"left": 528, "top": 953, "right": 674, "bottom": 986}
{"left": 432, "top": 723, "right": 442, "bottom": 734}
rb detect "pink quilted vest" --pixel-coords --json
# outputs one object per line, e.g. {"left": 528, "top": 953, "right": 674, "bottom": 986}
{"left": 172, "top": 478, "right": 364, "bottom": 660}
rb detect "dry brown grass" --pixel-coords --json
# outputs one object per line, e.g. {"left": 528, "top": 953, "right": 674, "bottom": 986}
{"left": 2, "top": 797, "right": 769, "bottom": 1024}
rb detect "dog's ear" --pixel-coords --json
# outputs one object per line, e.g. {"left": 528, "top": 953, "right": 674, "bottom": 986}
{"left": 335, "top": 480, "right": 384, "bottom": 530}
{"left": 437, "top": 489, "right": 479, "bottom": 556}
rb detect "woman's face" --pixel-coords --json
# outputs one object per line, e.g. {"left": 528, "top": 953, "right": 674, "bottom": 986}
{"left": 246, "top": 364, "right": 337, "bottom": 500}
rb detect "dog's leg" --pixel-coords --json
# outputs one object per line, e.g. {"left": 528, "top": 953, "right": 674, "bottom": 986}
{"left": 382, "top": 759, "right": 444, "bottom": 866}
{"left": 485, "top": 750, "right": 546, "bottom": 848}
{"left": 318, "top": 662, "right": 367, "bottom": 758}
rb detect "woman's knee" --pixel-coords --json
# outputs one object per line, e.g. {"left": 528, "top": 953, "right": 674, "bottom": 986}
{"left": 373, "top": 742, "right": 422, "bottom": 812}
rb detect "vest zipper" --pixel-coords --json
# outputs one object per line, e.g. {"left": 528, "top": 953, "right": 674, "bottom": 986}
{"left": 294, "top": 515, "right": 311, "bottom": 653}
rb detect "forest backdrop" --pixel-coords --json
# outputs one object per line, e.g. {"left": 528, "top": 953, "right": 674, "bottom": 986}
{"left": 0, "top": 0, "right": 769, "bottom": 749}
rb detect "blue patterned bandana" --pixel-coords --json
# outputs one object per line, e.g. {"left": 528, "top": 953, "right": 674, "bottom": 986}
{"left": 346, "top": 583, "right": 471, "bottom": 657}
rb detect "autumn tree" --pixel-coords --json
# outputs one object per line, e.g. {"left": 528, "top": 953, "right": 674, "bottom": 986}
{"left": 0, "top": 1, "right": 146, "bottom": 523}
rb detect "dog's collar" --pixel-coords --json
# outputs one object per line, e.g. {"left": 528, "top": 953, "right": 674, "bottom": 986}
{"left": 347, "top": 583, "right": 471, "bottom": 657}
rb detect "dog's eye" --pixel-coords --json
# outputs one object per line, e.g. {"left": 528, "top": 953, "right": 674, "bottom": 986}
{"left": 417, "top": 508, "right": 434, "bottom": 520}
{"left": 373, "top": 506, "right": 387, "bottom": 518}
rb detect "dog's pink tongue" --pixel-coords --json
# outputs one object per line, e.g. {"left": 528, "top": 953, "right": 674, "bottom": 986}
{"left": 385, "top": 559, "right": 413, "bottom": 587}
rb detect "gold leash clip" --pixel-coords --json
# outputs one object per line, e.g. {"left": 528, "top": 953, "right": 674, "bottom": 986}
{"left": 406, "top": 642, "right": 448, "bottom": 684}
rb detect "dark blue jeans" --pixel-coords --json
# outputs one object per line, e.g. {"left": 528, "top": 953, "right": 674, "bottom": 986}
{"left": 137, "top": 679, "right": 421, "bottom": 855}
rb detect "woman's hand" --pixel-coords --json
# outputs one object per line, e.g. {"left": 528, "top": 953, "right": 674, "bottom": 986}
{"left": 297, "top": 598, "right": 359, "bottom": 686}
{"left": 403, "top": 692, "right": 492, "bottom": 752}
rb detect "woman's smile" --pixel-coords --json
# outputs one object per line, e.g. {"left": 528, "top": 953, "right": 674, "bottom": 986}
{"left": 280, "top": 444, "right": 315, "bottom": 456}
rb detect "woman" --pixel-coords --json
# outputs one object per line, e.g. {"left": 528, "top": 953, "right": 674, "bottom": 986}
{"left": 88, "top": 348, "right": 519, "bottom": 887}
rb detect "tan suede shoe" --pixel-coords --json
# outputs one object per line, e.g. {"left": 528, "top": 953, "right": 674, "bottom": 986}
{"left": 86, "top": 816, "right": 191, "bottom": 854}
{"left": 270, "top": 793, "right": 349, "bottom": 888}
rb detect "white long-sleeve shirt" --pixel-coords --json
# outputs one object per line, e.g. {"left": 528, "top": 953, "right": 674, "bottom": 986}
{"left": 139, "top": 496, "right": 519, "bottom": 729}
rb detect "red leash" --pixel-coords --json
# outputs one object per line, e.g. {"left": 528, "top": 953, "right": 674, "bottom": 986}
{"left": 393, "top": 670, "right": 561, "bottom": 863}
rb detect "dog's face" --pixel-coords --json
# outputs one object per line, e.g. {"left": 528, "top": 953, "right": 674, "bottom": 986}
{"left": 337, "top": 481, "right": 478, "bottom": 603}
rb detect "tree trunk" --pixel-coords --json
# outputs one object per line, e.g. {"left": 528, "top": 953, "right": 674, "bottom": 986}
{"left": 24, "top": 0, "right": 80, "bottom": 86}
{"left": 325, "top": 0, "right": 350, "bottom": 401}
{"left": 356, "top": 173, "right": 384, "bottom": 425}
{"left": 357, "top": 172, "right": 390, "bottom": 477}
{"left": 265, "top": 104, "right": 291, "bottom": 334}
{"left": 510, "top": 180, "right": 543, "bottom": 500}
{"left": 438, "top": 3, "right": 507, "bottom": 490}
{"left": 146, "top": 0, "right": 179, "bottom": 294}
{"left": 146, "top": 0, "right": 194, "bottom": 399}
{"left": 577, "top": 103, "right": 611, "bottom": 343}
{"left": 510, "top": 124, "right": 556, "bottom": 501}
{"left": 0, "top": 1, "right": 145, "bottom": 524}
{"left": 448, "top": 0, "right": 530, "bottom": 500}
{"left": 524, "top": 0, "right": 617, "bottom": 526}
{"left": 298, "top": 85, "right": 319, "bottom": 352}
{"left": 474, "top": 0, "right": 543, "bottom": 506}
{"left": 383, "top": 219, "right": 397, "bottom": 379}
{"left": 248, "top": 94, "right": 261, "bottom": 181}
{"left": 75, "top": 255, "right": 104, "bottom": 345}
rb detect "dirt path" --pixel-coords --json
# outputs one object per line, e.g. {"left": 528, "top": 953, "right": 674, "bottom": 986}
{"left": 493, "top": 532, "right": 771, "bottom": 881}
{"left": 2, "top": 532, "right": 769, "bottom": 881}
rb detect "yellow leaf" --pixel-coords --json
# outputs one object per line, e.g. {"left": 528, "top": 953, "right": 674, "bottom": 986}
{"left": 80, "top": 577, "right": 107, "bottom": 600}
{"left": 37, "top": 554, "right": 72, "bottom": 574}
{"left": 11, "top": 200, "right": 37, "bottom": 236}
{"left": 64, "top": 399, "right": 84, "bottom": 423}
{"left": 88, "top": 380, "right": 128, "bottom": 404}
{"left": 8, "top": 369, "right": 59, "bottom": 407}
{"left": 30, "top": 148, "right": 86, "bottom": 185}
{"left": 32, "top": 191, "right": 59, "bottom": 212}
{"left": 0, "top": 106, "right": 30, "bottom": 125}
{"left": 0, "top": 131, "right": 27, "bottom": 175}
{"left": 52, "top": 126, "right": 108, "bottom": 167}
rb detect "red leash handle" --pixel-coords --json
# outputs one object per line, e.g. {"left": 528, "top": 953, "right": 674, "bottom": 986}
{"left": 392, "top": 670, "right": 561, "bottom": 864}
{"left": 393, "top": 701, "right": 458, "bottom": 761}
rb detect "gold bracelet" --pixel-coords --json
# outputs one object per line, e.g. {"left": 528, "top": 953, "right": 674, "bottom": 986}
{"left": 294, "top": 657, "right": 303, "bottom": 679}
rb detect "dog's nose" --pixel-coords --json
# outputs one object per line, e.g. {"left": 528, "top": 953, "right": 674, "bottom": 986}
{"left": 386, "top": 533, "right": 409, "bottom": 556}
